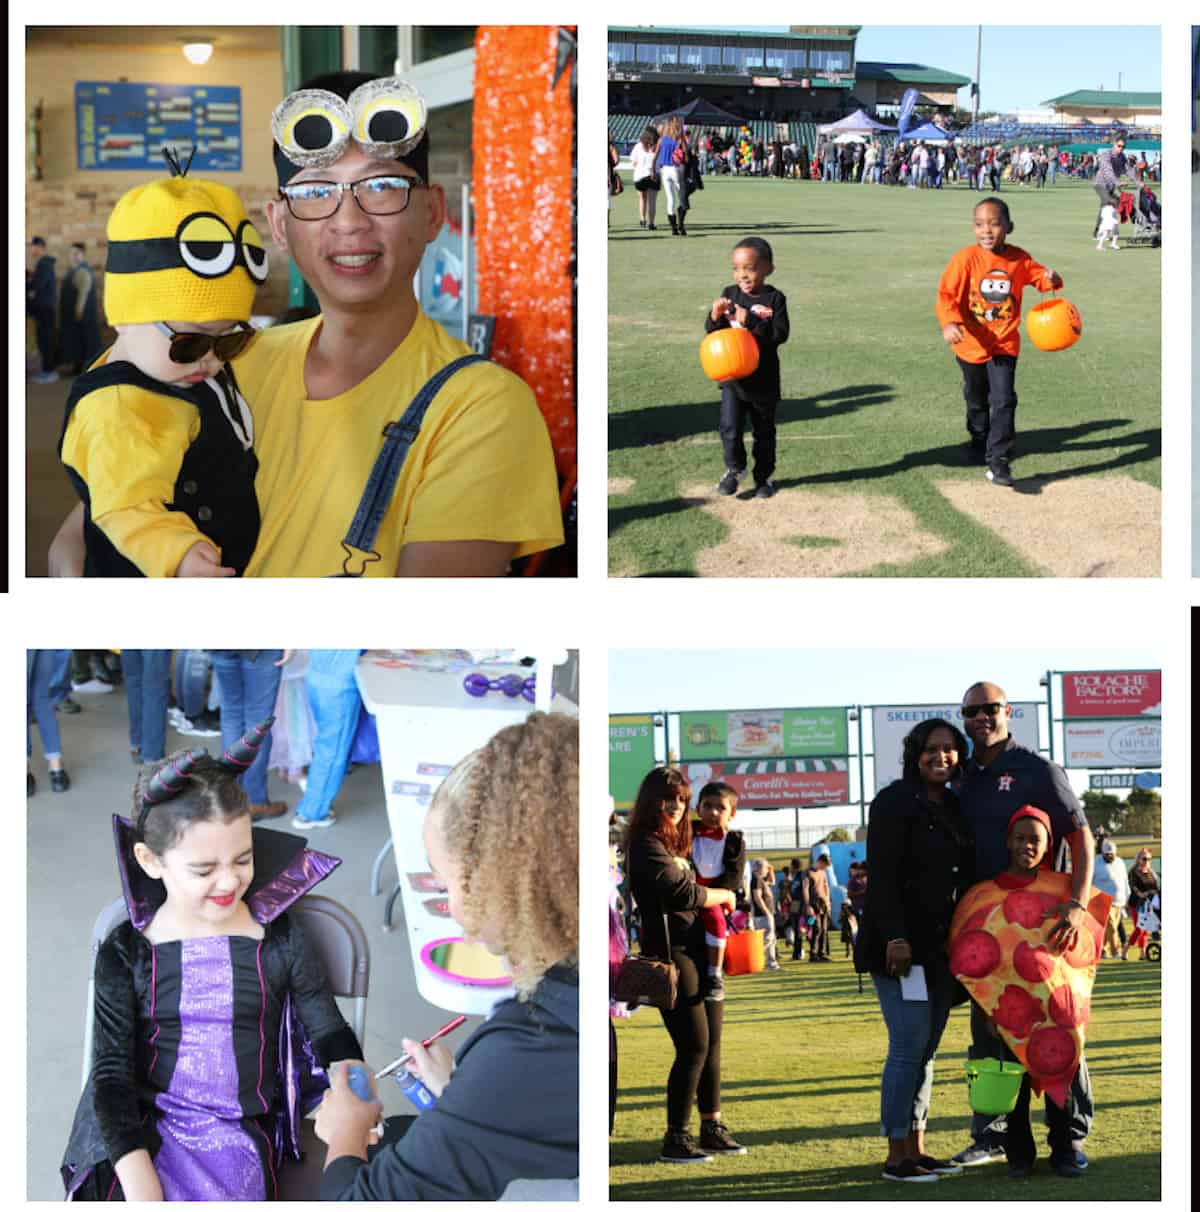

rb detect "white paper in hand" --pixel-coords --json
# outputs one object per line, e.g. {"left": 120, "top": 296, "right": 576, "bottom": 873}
{"left": 900, "top": 963, "right": 929, "bottom": 1002}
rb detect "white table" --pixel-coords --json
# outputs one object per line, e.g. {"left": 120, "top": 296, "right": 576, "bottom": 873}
{"left": 355, "top": 654, "right": 558, "bottom": 1014}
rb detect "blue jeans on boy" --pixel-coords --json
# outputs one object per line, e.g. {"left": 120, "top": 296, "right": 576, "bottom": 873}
{"left": 210, "top": 651, "right": 283, "bottom": 805}
{"left": 871, "top": 971, "right": 955, "bottom": 1138}
{"left": 295, "top": 650, "right": 364, "bottom": 823}
{"left": 122, "top": 650, "right": 172, "bottom": 762}
{"left": 27, "top": 650, "right": 67, "bottom": 759}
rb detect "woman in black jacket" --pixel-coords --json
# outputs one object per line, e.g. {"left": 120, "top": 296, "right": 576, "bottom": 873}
{"left": 625, "top": 767, "right": 743, "bottom": 1164}
{"left": 860, "top": 718, "right": 974, "bottom": 1183}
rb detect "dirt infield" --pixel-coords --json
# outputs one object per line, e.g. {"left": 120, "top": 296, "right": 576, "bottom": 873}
{"left": 935, "top": 475, "right": 1160, "bottom": 577}
{"left": 681, "top": 482, "right": 949, "bottom": 577}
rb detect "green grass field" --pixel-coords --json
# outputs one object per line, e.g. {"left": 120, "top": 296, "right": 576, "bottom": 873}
{"left": 610, "top": 950, "right": 1161, "bottom": 1200}
{"left": 608, "top": 176, "right": 1161, "bottom": 577}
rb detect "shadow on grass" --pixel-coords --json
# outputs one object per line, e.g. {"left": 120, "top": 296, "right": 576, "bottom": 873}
{"left": 610, "top": 383, "right": 894, "bottom": 451}
{"left": 769, "top": 418, "right": 1154, "bottom": 493}
{"left": 607, "top": 417, "right": 1157, "bottom": 543}
{"left": 610, "top": 1150, "right": 1161, "bottom": 1201}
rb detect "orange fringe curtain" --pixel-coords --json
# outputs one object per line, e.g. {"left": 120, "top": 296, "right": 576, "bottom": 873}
{"left": 472, "top": 26, "right": 576, "bottom": 481}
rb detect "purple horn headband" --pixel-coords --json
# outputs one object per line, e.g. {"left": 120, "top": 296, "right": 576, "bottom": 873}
{"left": 136, "top": 716, "right": 275, "bottom": 834}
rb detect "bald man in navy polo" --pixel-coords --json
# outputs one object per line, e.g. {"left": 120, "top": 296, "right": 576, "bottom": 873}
{"left": 950, "top": 681, "right": 1096, "bottom": 1179}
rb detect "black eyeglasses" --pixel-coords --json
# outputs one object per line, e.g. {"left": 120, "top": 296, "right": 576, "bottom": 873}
{"left": 154, "top": 322, "right": 256, "bottom": 365}
{"left": 278, "top": 174, "right": 427, "bottom": 221}
{"left": 961, "top": 702, "right": 1007, "bottom": 719}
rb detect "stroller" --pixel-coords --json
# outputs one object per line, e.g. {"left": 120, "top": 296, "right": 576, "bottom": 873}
{"left": 1116, "top": 188, "right": 1161, "bottom": 248}
{"left": 1137, "top": 891, "right": 1162, "bottom": 963}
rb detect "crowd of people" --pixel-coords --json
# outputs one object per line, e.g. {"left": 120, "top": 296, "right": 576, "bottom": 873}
{"left": 27, "top": 649, "right": 390, "bottom": 830}
{"left": 610, "top": 678, "right": 1160, "bottom": 1184}
{"left": 612, "top": 125, "right": 1160, "bottom": 194}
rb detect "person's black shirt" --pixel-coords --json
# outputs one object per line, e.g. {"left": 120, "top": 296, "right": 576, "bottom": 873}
{"left": 703, "top": 284, "right": 789, "bottom": 403}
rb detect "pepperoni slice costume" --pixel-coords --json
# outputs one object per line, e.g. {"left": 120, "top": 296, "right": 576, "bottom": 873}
{"left": 948, "top": 806, "right": 1110, "bottom": 1111}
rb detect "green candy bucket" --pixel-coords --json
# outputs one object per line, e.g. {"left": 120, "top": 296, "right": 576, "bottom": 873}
{"left": 964, "top": 1058, "right": 1026, "bottom": 1115}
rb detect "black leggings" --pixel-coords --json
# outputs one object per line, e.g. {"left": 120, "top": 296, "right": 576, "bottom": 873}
{"left": 659, "top": 946, "right": 723, "bottom": 1129}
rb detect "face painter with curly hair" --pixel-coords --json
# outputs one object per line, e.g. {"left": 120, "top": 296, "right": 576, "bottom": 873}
{"left": 315, "top": 712, "right": 579, "bottom": 1200}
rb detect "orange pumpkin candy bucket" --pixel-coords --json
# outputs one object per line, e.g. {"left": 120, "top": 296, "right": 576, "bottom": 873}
{"left": 1025, "top": 296, "right": 1082, "bottom": 352}
{"left": 700, "top": 326, "right": 760, "bottom": 383}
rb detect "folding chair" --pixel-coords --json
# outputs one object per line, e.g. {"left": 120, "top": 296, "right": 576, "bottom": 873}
{"left": 81, "top": 893, "right": 370, "bottom": 1201}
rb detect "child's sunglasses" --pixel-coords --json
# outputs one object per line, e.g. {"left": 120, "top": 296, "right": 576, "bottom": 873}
{"left": 154, "top": 322, "right": 256, "bottom": 365}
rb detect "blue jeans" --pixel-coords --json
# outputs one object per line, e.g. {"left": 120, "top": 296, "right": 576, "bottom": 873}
{"left": 295, "top": 651, "right": 364, "bottom": 822}
{"left": 210, "top": 651, "right": 283, "bottom": 805}
{"left": 27, "top": 650, "right": 67, "bottom": 760}
{"left": 871, "top": 970, "right": 955, "bottom": 1138}
{"left": 122, "top": 650, "right": 172, "bottom": 762}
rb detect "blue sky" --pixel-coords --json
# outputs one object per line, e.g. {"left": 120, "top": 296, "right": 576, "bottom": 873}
{"left": 697, "top": 26, "right": 1161, "bottom": 115}
{"left": 610, "top": 649, "right": 1160, "bottom": 714}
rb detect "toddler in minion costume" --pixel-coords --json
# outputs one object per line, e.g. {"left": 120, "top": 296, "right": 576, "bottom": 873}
{"left": 59, "top": 150, "right": 267, "bottom": 577}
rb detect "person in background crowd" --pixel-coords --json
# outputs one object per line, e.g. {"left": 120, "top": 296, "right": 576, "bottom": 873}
{"left": 1090, "top": 839, "right": 1130, "bottom": 958}
{"left": 802, "top": 853, "right": 833, "bottom": 962}
{"left": 28, "top": 649, "right": 73, "bottom": 795}
{"left": 28, "top": 236, "right": 59, "bottom": 384}
{"left": 59, "top": 242, "right": 103, "bottom": 376}
{"left": 1123, "top": 847, "right": 1159, "bottom": 960}
{"left": 751, "top": 859, "right": 781, "bottom": 970}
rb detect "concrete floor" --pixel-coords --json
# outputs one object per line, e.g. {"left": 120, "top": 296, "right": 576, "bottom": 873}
{"left": 25, "top": 371, "right": 78, "bottom": 577}
{"left": 27, "top": 681, "right": 478, "bottom": 1199}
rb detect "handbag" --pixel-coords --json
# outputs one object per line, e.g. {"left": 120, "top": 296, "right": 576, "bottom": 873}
{"left": 613, "top": 906, "right": 677, "bottom": 1010}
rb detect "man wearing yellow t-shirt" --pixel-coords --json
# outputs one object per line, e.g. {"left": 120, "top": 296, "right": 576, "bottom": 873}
{"left": 51, "top": 71, "right": 563, "bottom": 578}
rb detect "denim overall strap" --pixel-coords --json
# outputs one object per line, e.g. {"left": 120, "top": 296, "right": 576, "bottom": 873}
{"left": 340, "top": 354, "right": 486, "bottom": 573}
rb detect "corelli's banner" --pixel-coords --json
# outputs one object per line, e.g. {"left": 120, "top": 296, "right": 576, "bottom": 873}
{"left": 678, "top": 708, "right": 848, "bottom": 761}
{"left": 1064, "top": 719, "right": 1161, "bottom": 769}
{"left": 1061, "top": 670, "right": 1161, "bottom": 719}
{"left": 683, "top": 759, "right": 850, "bottom": 808}
{"left": 872, "top": 703, "right": 1040, "bottom": 793}
{"left": 609, "top": 714, "right": 657, "bottom": 809}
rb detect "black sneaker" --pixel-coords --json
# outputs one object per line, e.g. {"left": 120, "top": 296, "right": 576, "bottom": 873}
{"left": 1008, "top": 1163, "right": 1035, "bottom": 1179}
{"left": 699, "top": 1120, "right": 748, "bottom": 1155}
{"left": 1050, "top": 1152, "right": 1086, "bottom": 1179}
{"left": 55, "top": 696, "right": 82, "bottom": 715}
{"left": 717, "top": 469, "right": 744, "bottom": 496}
{"left": 659, "top": 1130, "right": 712, "bottom": 1164}
{"left": 882, "top": 1159, "right": 938, "bottom": 1183}
{"left": 986, "top": 460, "right": 1014, "bottom": 488}
{"left": 917, "top": 1154, "right": 963, "bottom": 1176}
{"left": 27, "top": 772, "right": 35, "bottom": 798}
{"left": 950, "top": 1143, "right": 1006, "bottom": 1167}
{"left": 704, "top": 972, "right": 725, "bottom": 1002}
{"left": 50, "top": 768, "right": 71, "bottom": 793}
{"left": 754, "top": 480, "right": 777, "bottom": 499}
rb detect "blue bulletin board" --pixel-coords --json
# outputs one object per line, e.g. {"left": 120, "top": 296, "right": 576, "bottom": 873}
{"left": 75, "top": 81, "right": 243, "bottom": 171}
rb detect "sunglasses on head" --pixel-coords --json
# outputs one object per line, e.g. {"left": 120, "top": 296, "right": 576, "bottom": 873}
{"left": 154, "top": 322, "right": 256, "bottom": 365}
{"left": 961, "top": 702, "right": 1006, "bottom": 719}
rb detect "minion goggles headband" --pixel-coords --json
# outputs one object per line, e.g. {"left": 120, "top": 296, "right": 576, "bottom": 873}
{"left": 272, "top": 77, "right": 428, "bottom": 186}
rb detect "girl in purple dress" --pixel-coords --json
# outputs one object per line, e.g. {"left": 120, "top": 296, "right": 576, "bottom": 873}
{"left": 62, "top": 721, "right": 361, "bottom": 1200}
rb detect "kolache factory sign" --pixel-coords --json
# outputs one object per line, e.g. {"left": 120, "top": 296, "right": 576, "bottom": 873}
{"left": 1061, "top": 670, "right": 1161, "bottom": 719}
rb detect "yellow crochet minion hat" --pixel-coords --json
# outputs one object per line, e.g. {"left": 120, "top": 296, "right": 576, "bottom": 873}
{"left": 104, "top": 166, "right": 268, "bottom": 326}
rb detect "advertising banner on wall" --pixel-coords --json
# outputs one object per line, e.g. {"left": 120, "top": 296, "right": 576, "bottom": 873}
{"left": 682, "top": 759, "right": 850, "bottom": 808}
{"left": 871, "top": 703, "right": 1040, "bottom": 793}
{"left": 609, "top": 715, "right": 657, "bottom": 809}
{"left": 678, "top": 708, "right": 848, "bottom": 761}
{"left": 1061, "top": 670, "right": 1161, "bottom": 718}
{"left": 1064, "top": 719, "right": 1162, "bottom": 769}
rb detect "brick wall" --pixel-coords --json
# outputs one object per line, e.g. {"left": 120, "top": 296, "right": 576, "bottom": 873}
{"left": 26, "top": 181, "right": 290, "bottom": 331}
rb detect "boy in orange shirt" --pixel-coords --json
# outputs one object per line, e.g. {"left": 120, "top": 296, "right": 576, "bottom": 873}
{"left": 936, "top": 198, "right": 1062, "bottom": 487}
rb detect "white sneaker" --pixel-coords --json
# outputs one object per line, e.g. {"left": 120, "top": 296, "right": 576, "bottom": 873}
{"left": 292, "top": 811, "right": 337, "bottom": 830}
{"left": 71, "top": 678, "right": 114, "bottom": 694}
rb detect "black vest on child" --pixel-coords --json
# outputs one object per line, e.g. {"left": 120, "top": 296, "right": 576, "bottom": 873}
{"left": 59, "top": 361, "right": 260, "bottom": 577}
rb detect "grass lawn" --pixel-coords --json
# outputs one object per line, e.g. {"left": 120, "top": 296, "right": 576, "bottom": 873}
{"left": 609, "top": 949, "right": 1161, "bottom": 1200}
{"left": 608, "top": 176, "right": 1161, "bottom": 577}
